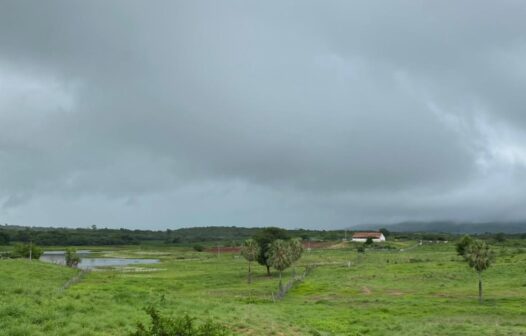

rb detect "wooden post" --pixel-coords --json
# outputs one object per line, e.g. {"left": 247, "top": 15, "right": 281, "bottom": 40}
{"left": 478, "top": 272, "right": 483, "bottom": 303}
{"left": 29, "top": 241, "right": 32, "bottom": 261}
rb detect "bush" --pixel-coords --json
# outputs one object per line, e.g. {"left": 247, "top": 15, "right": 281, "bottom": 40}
{"left": 65, "top": 247, "right": 81, "bottom": 267}
{"left": 193, "top": 245, "right": 204, "bottom": 252}
{"left": 357, "top": 246, "right": 365, "bottom": 253}
{"left": 494, "top": 233, "right": 506, "bottom": 242}
{"left": 131, "top": 306, "right": 229, "bottom": 336}
{"left": 455, "top": 235, "right": 473, "bottom": 258}
{"left": 0, "top": 231, "right": 10, "bottom": 245}
{"left": 12, "top": 243, "right": 43, "bottom": 259}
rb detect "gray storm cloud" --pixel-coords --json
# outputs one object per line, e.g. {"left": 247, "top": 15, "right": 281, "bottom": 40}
{"left": 0, "top": 1, "right": 526, "bottom": 229}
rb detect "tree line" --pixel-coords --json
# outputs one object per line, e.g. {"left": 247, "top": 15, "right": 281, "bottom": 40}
{"left": 1, "top": 224, "right": 523, "bottom": 247}
{"left": 0, "top": 225, "right": 351, "bottom": 246}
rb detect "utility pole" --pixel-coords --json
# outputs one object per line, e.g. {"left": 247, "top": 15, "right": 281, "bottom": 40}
{"left": 29, "top": 240, "right": 32, "bottom": 261}
{"left": 217, "top": 245, "right": 220, "bottom": 258}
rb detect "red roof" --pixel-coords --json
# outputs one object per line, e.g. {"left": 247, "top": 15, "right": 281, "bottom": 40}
{"left": 352, "top": 232, "right": 382, "bottom": 239}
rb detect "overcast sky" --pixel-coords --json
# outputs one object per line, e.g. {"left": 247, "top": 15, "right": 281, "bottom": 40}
{"left": 1, "top": 1, "right": 526, "bottom": 230}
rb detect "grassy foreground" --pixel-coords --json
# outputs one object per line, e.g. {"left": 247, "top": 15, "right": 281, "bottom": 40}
{"left": 1, "top": 241, "right": 526, "bottom": 335}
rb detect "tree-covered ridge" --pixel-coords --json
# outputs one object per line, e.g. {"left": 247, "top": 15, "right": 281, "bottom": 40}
{"left": 0, "top": 224, "right": 525, "bottom": 246}
{"left": 0, "top": 225, "right": 346, "bottom": 246}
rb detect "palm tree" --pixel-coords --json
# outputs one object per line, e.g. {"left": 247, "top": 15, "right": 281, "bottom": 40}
{"left": 240, "top": 239, "right": 260, "bottom": 284}
{"left": 288, "top": 238, "right": 304, "bottom": 278}
{"left": 268, "top": 239, "right": 292, "bottom": 289}
{"left": 465, "top": 240, "right": 495, "bottom": 303}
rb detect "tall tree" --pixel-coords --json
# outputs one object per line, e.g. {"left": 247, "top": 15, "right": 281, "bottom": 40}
{"left": 268, "top": 239, "right": 292, "bottom": 288}
{"left": 465, "top": 240, "right": 495, "bottom": 303}
{"left": 240, "top": 239, "right": 260, "bottom": 284}
{"left": 253, "top": 227, "right": 289, "bottom": 276}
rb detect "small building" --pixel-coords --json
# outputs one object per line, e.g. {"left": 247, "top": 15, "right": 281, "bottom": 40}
{"left": 351, "top": 231, "right": 386, "bottom": 242}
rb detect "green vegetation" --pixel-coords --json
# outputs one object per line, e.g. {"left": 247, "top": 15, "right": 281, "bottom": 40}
{"left": 65, "top": 248, "right": 81, "bottom": 268}
{"left": 1, "top": 238, "right": 526, "bottom": 335}
{"left": 193, "top": 244, "right": 205, "bottom": 252}
{"left": 288, "top": 238, "right": 304, "bottom": 277}
{"left": 464, "top": 240, "right": 495, "bottom": 303}
{"left": 240, "top": 239, "right": 259, "bottom": 284}
{"left": 131, "top": 306, "right": 229, "bottom": 336}
{"left": 0, "top": 225, "right": 347, "bottom": 246}
{"left": 11, "top": 243, "right": 43, "bottom": 260}
{"left": 268, "top": 239, "right": 293, "bottom": 285}
{"left": 254, "top": 227, "right": 289, "bottom": 276}
{"left": 456, "top": 235, "right": 474, "bottom": 257}
{"left": 1, "top": 224, "right": 525, "bottom": 247}
{"left": 0, "top": 231, "right": 9, "bottom": 245}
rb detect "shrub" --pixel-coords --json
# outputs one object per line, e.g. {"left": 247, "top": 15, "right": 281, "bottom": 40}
{"left": 65, "top": 247, "right": 81, "bottom": 267}
{"left": 409, "top": 258, "right": 423, "bottom": 263}
{"left": 12, "top": 243, "right": 43, "bottom": 259}
{"left": 494, "top": 233, "right": 506, "bottom": 242}
{"left": 131, "top": 306, "right": 229, "bottom": 336}
{"left": 357, "top": 246, "right": 365, "bottom": 253}
{"left": 193, "top": 245, "right": 204, "bottom": 252}
{"left": 455, "top": 235, "right": 473, "bottom": 258}
{"left": 0, "top": 231, "right": 10, "bottom": 245}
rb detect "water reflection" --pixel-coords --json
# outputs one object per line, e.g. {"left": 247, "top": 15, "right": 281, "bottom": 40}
{"left": 41, "top": 251, "right": 159, "bottom": 269}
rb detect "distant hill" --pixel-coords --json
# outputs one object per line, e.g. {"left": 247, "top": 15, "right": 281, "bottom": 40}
{"left": 2, "top": 221, "right": 526, "bottom": 246}
{"left": 0, "top": 224, "right": 345, "bottom": 246}
{"left": 353, "top": 221, "right": 526, "bottom": 234}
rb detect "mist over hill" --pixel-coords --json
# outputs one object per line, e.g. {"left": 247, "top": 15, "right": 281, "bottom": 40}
{"left": 354, "top": 221, "right": 526, "bottom": 234}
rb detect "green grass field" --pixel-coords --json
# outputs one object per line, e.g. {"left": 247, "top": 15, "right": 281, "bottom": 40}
{"left": 1, "top": 241, "right": 526, "bottom": 335}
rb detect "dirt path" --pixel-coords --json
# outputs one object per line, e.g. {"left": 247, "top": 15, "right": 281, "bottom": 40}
{"left": 362, "top": 286, "right": 371, "bottom": 295}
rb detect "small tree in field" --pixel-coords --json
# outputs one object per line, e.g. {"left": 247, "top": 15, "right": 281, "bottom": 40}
{"left": 465, "top": 240, "right": 495, "bottom": 303}
{"left": 364, "top": 237, "right": 374, "bottom": 246}
{"left": 240, "top": 239, "right": 260, "bottom": 284}
{"left": 288, "top": 238, "right": 304, "bottom": 277}
{"left": 65, "top": 247, "right": 81, "bottom": 268}
{"left": 253, "top": 227, "right": 289, "bottom": 276}
{"left": 268, "top": 239, "right": 292, "bottom": 288}
{"left": 456, "top": 235, "right": 474, "bottom": 258}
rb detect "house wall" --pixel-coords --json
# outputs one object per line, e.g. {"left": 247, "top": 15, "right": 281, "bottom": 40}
{"left": 351, "top": 234, "right": 385, "bottom": 242}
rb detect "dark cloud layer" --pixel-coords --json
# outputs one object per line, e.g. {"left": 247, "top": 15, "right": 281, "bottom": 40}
{"left": 1, "top": 1, "right": 526, "bottom": 229}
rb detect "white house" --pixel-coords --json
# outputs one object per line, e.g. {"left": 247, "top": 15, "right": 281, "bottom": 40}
{"left": 351, "top": 231, "right": 386, "bottom": 242}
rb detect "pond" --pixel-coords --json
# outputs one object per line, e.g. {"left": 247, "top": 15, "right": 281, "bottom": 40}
{"left": 40, "top": 250, "right": 160, "bottom": 269}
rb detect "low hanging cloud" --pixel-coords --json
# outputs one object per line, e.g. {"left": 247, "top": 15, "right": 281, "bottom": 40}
{"left": 0, "top": 1, "right": 526, "bottom": 229}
